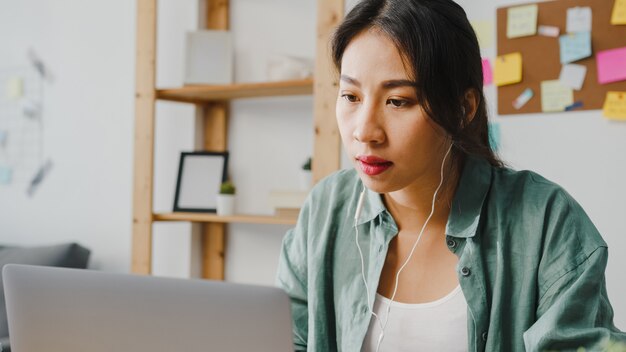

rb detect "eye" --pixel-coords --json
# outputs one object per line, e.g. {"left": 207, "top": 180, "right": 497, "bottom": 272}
{"left": 341, "top": 94, "right": 359, "bottom": 103}
{"left": 387, "top": 98, "right": 410, "bottom": 108}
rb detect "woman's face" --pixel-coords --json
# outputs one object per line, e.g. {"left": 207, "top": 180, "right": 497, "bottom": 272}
{"left": 336, "top": 29, "right": 450, "bottom": 195}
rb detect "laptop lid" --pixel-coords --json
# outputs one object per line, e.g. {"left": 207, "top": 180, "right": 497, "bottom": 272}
{"left": 3, "top": 264, "right": 293, "bottom": 352}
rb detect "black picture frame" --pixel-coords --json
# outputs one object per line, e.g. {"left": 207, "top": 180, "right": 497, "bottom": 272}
{"left": 173, "top": 151, "right": 229, "bottom": 213}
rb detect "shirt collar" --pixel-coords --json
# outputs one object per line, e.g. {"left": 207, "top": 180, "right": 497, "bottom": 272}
{"left": 355, "top": 185, "right": 387, "bottom": 226}
{"left": 353, "top": 155, "right": 492, "bottom": 234}
{"left": 445, "top": 155, "right": 492, "bottom": 238}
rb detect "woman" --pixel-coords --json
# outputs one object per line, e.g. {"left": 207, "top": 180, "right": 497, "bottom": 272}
{"left": 276, "top": 0, "right": 626, "bottom": 351}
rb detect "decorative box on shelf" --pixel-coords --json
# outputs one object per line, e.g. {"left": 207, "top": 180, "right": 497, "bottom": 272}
{"left": 268, "top": 190, "right": 308, "bottom": 218}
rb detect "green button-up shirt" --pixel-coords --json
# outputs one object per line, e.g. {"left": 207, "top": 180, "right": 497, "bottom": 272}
{"left": 276, "top": 156, "right": 626, "bottom": 351}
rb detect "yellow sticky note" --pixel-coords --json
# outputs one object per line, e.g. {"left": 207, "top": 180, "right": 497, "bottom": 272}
{"left": 494, "top": 53, "right": 523, "bottom": 87}
{"left": 471, "top": 20, "right": 494, "bottom": 49}
{"left": 6, "top": 77, "right": 23, "bottom": 100}
{"left": 541, "top": 80, "right": 574, "bottom": 112}
{"left": 603, "top": 92, "right": 626, "bottom": 120}
{"left": 507, "top": 4, "right": 538, "bottom": 38}
{"left": 611, "top": 0, "right": 626, "bottom": 25}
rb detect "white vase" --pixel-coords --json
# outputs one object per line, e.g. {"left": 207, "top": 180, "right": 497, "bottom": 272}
{"left": 300, "top": 170, "right": 312, "bottom": 190}
{"left": 216, "top": 194, "right": 235, "bottom": 216}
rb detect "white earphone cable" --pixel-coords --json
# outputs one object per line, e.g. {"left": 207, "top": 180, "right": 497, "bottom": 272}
{"left": 354, "top": 144, "right": 453, "bottom": 352}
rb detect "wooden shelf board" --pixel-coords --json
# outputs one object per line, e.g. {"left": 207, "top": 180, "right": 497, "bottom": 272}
{"left": 153, "top": 212, "right": 297, "bottom": 225}
{"left": 156, "top": 78, "right": 314, "bottom": 103}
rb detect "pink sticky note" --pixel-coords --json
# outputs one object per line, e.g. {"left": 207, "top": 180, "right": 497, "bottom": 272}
{"left": 482, "top": 58, "right": 493, "bottom": 86}
{"left": 597, "top": 47, "right": 626, "bottom": 84}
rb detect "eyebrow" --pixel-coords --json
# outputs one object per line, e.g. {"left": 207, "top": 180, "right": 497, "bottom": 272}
{"left": 339, "top": 75, "right": 418, "bottom": 89}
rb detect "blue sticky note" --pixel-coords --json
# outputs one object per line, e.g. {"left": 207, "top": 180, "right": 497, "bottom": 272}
{"left": 559, "top": 32, "right": 592, "bottom": 64}
{"left": 489, "top": 122, "right": 501, "bottom": 151}
{"left": 0, "top": 166, "right": 12, "bottom": 185}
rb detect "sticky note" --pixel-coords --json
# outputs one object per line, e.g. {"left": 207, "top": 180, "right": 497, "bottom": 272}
{"left": 507, "top": 5, "right": 538, "bottom": 39}
{"left": 6, "top": 77, "right": 23, "bottom": 100}
{"left": 559, "top": 32, "right": 592, "bottom": 64}
{"left": 482, "top": 58, "right": 493, "bottom": 86}
{"left": 566, "top": 7, "right": 592, "bottom": 33}
{"left": 596, "top": 47, "right": 626, "bottom": 84}
{"left": 512, "top": 88, "right": 534, "bottom": 110}
{"left": 611, "top": 0, "right": 626, "bottom": 25}
{"left": 541, "top": 80, "right": 574, "bottom": 112}
{"left": 494, "top": 52, "right": 523, "bottom": 87}
{"left": 603, "top": 92, "right": 626, "bottom": 120}
{"left": 472, "top": 20, "right": 494, "bottom": 49}
{"left": 488, "top": 122, "right": 501, "bottom": 151}
{"left": 559, "top": 64, "right": 587, "bottom": 90}
{"left": 538, "top": 25, "right": 560, "bottom": 37}
{"left": 0, "top": 166, "right": 12, "bottom": 185}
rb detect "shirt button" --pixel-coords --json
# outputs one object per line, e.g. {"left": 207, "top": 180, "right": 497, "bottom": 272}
{"left": 482, "top": 331, "right": 488, "bottom": 341}
{"left": 446, "top": 239, "right": 457, "bottom": 249}
{"left": 461, "top": 267, "right": 471, "bottom": 276}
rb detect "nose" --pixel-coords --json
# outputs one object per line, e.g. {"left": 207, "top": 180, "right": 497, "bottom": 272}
{"left": 353, "top": 103, "right": 385, "bottom": 145}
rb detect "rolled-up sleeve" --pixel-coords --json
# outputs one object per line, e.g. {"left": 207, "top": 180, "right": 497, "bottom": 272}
{"left": 523, "top": 246, "right": 626, "bottom": 351}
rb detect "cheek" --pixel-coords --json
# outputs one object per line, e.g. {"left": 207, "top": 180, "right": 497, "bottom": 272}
{"left": 335, "top": 105, "right": 353, "bottom": 140}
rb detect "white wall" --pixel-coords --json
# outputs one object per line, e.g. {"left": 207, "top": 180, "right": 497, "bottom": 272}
{"left": 0, "top": 0, "right": 624, "bottom": 329}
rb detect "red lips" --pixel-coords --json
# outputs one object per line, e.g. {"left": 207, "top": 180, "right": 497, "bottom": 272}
{"left": 356, "top": 155, "right": 393, "bottom": 176}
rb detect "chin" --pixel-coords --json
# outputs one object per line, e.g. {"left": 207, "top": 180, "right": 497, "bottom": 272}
{"left": 355, "top": 171, "right": 397, "bottom": 195}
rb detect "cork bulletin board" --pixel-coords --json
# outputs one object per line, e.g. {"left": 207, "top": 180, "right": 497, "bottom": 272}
{"left": 496, "top": 0, "right": 626, "bottom": 115}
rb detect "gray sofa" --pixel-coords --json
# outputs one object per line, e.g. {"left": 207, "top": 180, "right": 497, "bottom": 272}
{"left": 0, "top": 243, "right": 91, "bottom": 352}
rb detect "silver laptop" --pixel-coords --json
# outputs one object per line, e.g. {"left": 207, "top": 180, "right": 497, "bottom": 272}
{"left": 3, "top": 264, "right": 294, "bottom": 352}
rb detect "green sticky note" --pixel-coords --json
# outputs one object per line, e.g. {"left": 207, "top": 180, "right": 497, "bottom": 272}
{"left": 507, "top": 4, "right": 538, "bottom": 39}
{"left": 6, "top": 77, "right": 23, "bottom": 100}
{"left": 489, "top": 122, "right": 501, "bottom": 151}
{"left": 541, "top": 80, "right": 574, "bottom": 112}
{"left": 471, "top": 20, "right": 494, "bottom": 49}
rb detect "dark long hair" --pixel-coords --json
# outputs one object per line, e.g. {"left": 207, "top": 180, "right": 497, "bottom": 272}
{"left": 331, "top": 0, "right": 503, "bottom": 168}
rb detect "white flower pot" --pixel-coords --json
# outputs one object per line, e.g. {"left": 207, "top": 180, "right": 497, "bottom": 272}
{"left": 216, "top": 194, "right": 236, "bottom": 216}
{"left": 300, "top": 170, "right": 312, "bottom": 190}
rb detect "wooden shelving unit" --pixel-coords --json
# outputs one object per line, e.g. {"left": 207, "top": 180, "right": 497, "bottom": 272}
{"left": 156, "top": 78, "right": 314, "bottom": 103}
{"left": 132, "top": 0, "right": 344, "bottom": 279}
{"left": 153, "top": 212, "right": 297, "bottom": 226}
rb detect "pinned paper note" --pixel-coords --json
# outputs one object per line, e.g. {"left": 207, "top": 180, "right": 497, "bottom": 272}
{"left": 6, "top": 77, "right": 23, "bottom": 100}
{"left": 603, "top": 92, "right": 626, "bottom": 120}
{"left": 596, "top": 47, "right": 626, "bottom": 84}
{"left": 0, "top": 166, "right": 12, "bottom": 185}
{"left": 559, "top": 32, "right": 592, "bottom": 64}
{"left": 566, "top": 7, "right": 592, "bottom": 33}
{"left": 512, "top": 88, "right": 534, "bottom": 110}
{"left": 482, "top": 58, "right": 493, "bottom": 86}
{"left": 559, "top": 64, "right": 587, "bottom": 90}
{"left": 538, "top": 25, "right": 560, "bottom": 37}
{"left": 488, "top": 122, "right": 501, "bottom": 151}
{"left": 507, "top": 5, "right": 538, "bottom": 39}
{"left": 541, "top": 80, "right": 574, "bottom": 112}
{"left": 611, "top": 0, "right": 626, "bottom": 25}
{"left": 494, "top": 53, "right": 522, "bottom": 87}
{"left": 472, "top": 20, "right": 494, "bottom": 49}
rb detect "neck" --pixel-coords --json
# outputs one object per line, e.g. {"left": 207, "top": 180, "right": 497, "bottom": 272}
{"left": 383, "top": 160, "right": 461, "bottom": 234}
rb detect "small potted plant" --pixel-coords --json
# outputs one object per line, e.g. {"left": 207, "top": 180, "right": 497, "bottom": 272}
{"left": 216, "top": 180, "right": 236, "bottom": 216}
{"left": 300, "top": 157, "right": 312, "bottom": 190}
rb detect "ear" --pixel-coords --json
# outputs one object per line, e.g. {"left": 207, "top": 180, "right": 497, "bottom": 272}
{"left": 461, "top": 88, "right": 480, "bottom": 122}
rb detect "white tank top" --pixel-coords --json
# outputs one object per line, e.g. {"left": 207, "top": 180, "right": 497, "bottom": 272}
{"left": 361, "top": 285, "right": 468, "bottom": 352}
